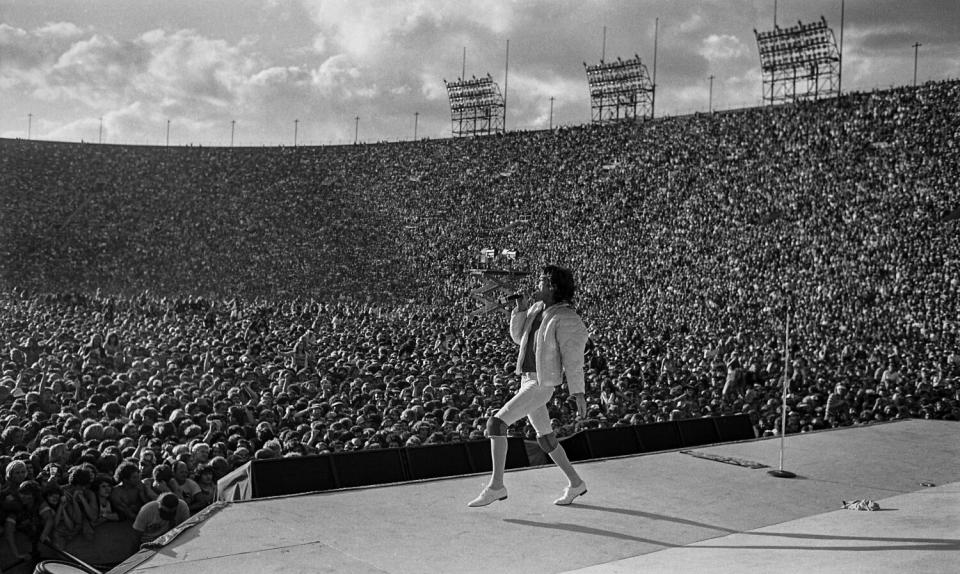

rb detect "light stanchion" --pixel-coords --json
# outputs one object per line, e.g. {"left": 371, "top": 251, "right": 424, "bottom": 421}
{"left": 769, "top": 306, "right": 796, "bottom": 478}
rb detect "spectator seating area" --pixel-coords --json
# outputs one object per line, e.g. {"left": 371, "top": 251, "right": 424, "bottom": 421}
{"left": 0, "top": 79, "right": 958, "bottom": 569}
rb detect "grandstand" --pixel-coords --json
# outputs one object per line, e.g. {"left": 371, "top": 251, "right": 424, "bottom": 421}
{"left": 0, "top": 79, "right": 958, "bottom": 572}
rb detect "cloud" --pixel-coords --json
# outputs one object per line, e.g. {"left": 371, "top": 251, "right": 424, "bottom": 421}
{"left": 36, "top": 34, "right": 145, "bottom": 107}
{"left": 0, "top": 22, "right": 86, "bottom": 71}
{"left": 35, "top": 22, "right": 85, "bottom": 38}
{"left": 678, "top": 13, "right": 704, "bottom": 34}
{"left": 699, "top": 34, "right": 747, "bottom": 62}
{"left": 302, "top": 0, "right": 517, "bottom": 59}
{"left": 136, "top": 29, "right": 255, "bottom": 109}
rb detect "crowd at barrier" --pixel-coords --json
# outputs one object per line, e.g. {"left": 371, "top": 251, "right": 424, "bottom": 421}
{"left": 0, "top": 79, "right": 959, "bottom": 567}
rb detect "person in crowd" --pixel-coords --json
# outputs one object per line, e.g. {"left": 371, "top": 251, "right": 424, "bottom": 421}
{"left": 131, "top": 492, "right": 189, "bottom": 550}
{"left": 3, "top": 480, "right": 42, "bottom": 562}
{"left": 38, "top": 481, "right": 64, "bottom": 548}
{"left": 111, "top": 461, "right": 151, "bottom": 520}
{"left": 191, "top": 465, "right": 217, "bottom": 512}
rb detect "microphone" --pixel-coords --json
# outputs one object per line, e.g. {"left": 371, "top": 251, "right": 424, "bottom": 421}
{"left": 498, "top": 293, "right": 524, "bottom": 305}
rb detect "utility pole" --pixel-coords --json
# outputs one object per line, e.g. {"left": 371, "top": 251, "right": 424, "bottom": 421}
{"left": 166, "top": 119, "right": 170, "bottom": 146}
{"left": 549, "top": 97, "right": 555, "bottom": 130}
{"left": 231, "top": 120, "right": 236, "bottom": 147}
{"left": 503, "top": 39, "right": 509, "bottom": 132}
{"left": 99, "top": 116, "right": 103, "bottom": 144}
{"left": 414, "top": 112, "right": 419, "bottom": 141}
{"left": 913, "top": 42, "right": 922, "bottom": 87}
{"left": 354, "top": 116, "right": 359, "bottom": 144}
{"left": 28, "top": 113, "right": 32, "bottom": 140}
{"left": 652, "top": 18, "right": 659, "bottom": 119}
{"left": 708, "top": 75, "right": 715, "bottom": 113}
{"left": 838, "top": 0, "right": 845, "bottom": 99}
{"left": 602, "top": 26, "right": 607, "bottom": 61}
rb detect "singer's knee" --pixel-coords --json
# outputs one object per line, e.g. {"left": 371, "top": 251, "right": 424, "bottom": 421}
{"left": 537, "top": 432, "right": 559, "bottom": 454}
{"left": 485, "top": 416, "right": 508, "bottom": 437}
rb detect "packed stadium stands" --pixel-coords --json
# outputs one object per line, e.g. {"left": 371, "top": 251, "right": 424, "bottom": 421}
{"left": 0, "top": 79, "right": 958, "bottom": 568}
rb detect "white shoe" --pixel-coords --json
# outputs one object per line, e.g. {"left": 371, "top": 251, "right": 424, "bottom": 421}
{"left": 553, "top": 482, "right": 587, "bottom": 506}
{"left": 467, "top": 486, "right": 508, "bottom": 507}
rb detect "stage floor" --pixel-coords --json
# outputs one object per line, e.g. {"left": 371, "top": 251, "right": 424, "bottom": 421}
{"left": 111, "top": 419, "right": 960, "bottom": 574}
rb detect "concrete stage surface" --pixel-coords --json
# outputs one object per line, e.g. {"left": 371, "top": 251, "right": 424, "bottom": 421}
{"left": 110, "top": 419, "right": 960, "bottom": 574}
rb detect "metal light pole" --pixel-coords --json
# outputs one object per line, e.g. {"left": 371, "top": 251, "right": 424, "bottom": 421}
{"left": 602, "top": 26, "right": 606, "bottom": 61}
{"left": 99, "top": 116, "right": 103, "bottom": 144}
{"left": 838, "top": 0, "right": 845, "bottom": 99}
{"left": 166, "top": 119, "right": 170, "bottom": 146}
{"left": 768, "top": 298, "right": 796, "bottom": 479}
{"left": 913, "top": 42, "right": 922, "bottom": 87}
{"left": 549, "top": 97, "right": 555, "bottom": 130}
{"left": 652, "top": 17, "right": 659, "bottom": 119}
{"left": 414, "top": 112, "right": 419, "bottom": 141}
{"left": 708, "top": 75, "right": 715, "bottom": 113}
{"left": 503, "top": 39, "right": 509, "bottom": 132}
{"left": 231, "top": 120, "right": 235, "bottom": 147}
{"left": 28, "top": 113, "right": 32, "bottom": 140}
{"left": 294, "top": 119, "right": 299, "bottom": 147}
{"left": 354, "top": 116, "right": 359, "bottom": 144}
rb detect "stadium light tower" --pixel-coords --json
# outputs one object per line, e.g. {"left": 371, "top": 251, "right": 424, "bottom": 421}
{"left": 755, "top": 16, "right": 841, "bottom": 105}
{"left": 584, "top": 54, "right": 654, "bottom": 124}
{"left": 444, "top": 74, "right": 505, "bottom": 137}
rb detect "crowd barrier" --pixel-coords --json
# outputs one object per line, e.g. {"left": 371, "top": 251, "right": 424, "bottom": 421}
{"left": 218, "top": 415, "right": 753, "bottom": 500}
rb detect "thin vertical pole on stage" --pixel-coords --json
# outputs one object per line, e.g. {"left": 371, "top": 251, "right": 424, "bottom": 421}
{"left": 769, "top": 302, "right": 796, "bottom": 478}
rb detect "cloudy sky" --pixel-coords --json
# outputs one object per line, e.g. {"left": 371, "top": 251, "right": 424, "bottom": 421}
{"left": 1, "top": 0, "right": 957, "bottom": 146}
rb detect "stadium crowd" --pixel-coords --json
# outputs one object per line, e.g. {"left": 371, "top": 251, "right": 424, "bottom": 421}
{"left": 0, "top": 79, "right": 958, "bottom": 568}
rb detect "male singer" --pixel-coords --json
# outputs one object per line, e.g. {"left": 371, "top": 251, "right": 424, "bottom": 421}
{"left": 468, "top": 265, "right": 589, "bottom": 507}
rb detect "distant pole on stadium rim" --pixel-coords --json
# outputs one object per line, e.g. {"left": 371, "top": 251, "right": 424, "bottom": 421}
{"left": 27, "top": 113, "right": 32, "bottom": 140}
{"left": 99, "top": 116, "right": 103, "bottom": 144}
{"left": 354, "top": 116, "right": 359, "bottom": 144}
{"left": 414, "top": 112, "right": 419, "bottom": 141}
{"left": 503, "top": 39, "right": 510, "bottom": 131}
{"left": 166, "top": 119, "right": 170, "bottom": 146}
{"left": 549, "top": 97, "right": 554, "bottom": 130}
{"left": 652, "top": 18, "right": 659, "bottom": 119}
{"left": 913, "top": 42, "right": 922, "bottom": 87}
{"left": 231, "top": 120, "right": 236, "bottom": 147}
{"left": 602, "top": 26, "right": 606, "bottom": 61}
{"left": 708, "top": 74, "right": 714, "bottom": 113}
{"left": 294, "top": 119, "right": 299, "bottom": 147}
{"left": 838, "top": 0, "right": 845, "bottom": 100}
{"left": 769, "top": 301, "right": 796, "bottom": 479}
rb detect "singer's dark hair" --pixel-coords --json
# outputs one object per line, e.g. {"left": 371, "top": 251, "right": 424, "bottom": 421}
{"left": 542, "top": 265, "right": 575, "bottom": 303}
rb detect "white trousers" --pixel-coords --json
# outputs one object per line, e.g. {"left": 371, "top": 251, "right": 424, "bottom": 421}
{"left": 496, "top": 373, "right": 555, "bottom": 436}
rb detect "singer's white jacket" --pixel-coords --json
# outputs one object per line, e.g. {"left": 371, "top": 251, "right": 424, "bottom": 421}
{"left": 510, "top": 301, "right": 588, "bottom": 395}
